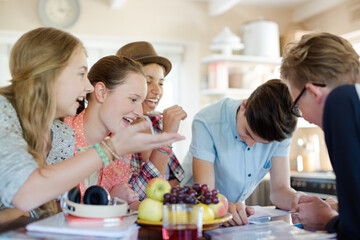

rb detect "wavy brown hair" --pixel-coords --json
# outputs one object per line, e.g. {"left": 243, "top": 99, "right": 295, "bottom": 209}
{"left": 0, "top": 27, "right": 84, "bottom": 216}
{"left": 281, "top": 32, "right": 360, "bottom": 90}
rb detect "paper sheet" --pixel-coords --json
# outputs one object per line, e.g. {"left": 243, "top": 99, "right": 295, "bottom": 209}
{"left": 248, "top": 205, "right": 293, "bottom": 221}
{"left": 25, "top": 212, "right": 138, "bottom": 238}
{"left": 204, "top": 220, "right": 336, "bottom": 240}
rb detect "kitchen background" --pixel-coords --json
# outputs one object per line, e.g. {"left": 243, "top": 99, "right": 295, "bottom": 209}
{"left": 1, "top": 0, "right": 359, "bottom": 203}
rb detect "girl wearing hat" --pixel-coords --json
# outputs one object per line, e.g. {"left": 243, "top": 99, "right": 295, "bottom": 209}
{"left": 116, "top": 42, "right": 187, "bottom": 200}
{"left": 0, "top": 28, "right": 184, "bottom": 222}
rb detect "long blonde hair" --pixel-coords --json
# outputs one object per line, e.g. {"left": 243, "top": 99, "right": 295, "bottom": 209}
{"left": 0, "top": 27, "right": 84, "bottom": 216}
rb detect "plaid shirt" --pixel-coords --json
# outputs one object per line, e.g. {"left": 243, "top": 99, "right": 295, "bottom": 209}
{"left": 129, "top": 115, "right": 185, "bottom": 200}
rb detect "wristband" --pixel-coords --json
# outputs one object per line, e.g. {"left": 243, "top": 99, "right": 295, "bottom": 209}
{"left": 78, "top": 143, "right": 110, "bottom": 167}
{"left": 94, "top": 143, "right": 110, "bottom": 167}
{"left": 156, "top": 147, "right": 172, "bottom": 154}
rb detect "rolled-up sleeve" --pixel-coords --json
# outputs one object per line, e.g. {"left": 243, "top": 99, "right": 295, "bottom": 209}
{"left": 189, "top": 116, "right": 216, "bottom": 163}
{"left": 272, "top": 137, "right": 291, "bottom": 158}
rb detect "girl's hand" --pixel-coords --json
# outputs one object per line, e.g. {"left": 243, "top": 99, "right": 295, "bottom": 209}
{"left": 111, "top": 121, "right": 185, "bottom": 156}
{"left": 223, "top": 202, "right": 255, "bottom": 226}
{"left": 129, "top": 200, "right": 141, "bottom": 211}
{"left": 162, "top": 105, "right": 187, "bottom": 134}
{"left": 131, "top": 117, "right": 152, "bottom": 134}
{"left": 110, "top": 183, "right": 139, "bottom": 204}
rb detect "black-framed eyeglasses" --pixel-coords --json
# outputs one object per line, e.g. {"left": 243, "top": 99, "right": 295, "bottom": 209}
{"left": 291, "top": 83, "right": 326, "bottom": 117}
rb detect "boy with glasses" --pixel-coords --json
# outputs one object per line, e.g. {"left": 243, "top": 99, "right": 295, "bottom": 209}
{"left": 290, "top": 83, "right": 326, "bottom": 118}
{"left": 281, "top": 32, "right": 360, "bottom": 240}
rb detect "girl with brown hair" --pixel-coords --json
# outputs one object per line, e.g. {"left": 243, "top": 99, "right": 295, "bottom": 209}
{"left": 62, "top": 55, "right": 148, "bottom": 209}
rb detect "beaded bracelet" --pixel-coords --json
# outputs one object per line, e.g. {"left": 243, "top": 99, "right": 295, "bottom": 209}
{"left": 104, "top": 136, "right": 121, "bottom": 159}
{"left": 101, "top": 139, "right": 120, "bottom": 160}
{"left": 78, "top": 143, "right": 110, "bottom": 167}
{"left": 101, "top": 138, "right": 130, "bottom": 164}
{"left": 98, "top": 141, "right": 125, "bottom": 176}
{"left": 156, "top": 147, "right": 172, "bottom": 154}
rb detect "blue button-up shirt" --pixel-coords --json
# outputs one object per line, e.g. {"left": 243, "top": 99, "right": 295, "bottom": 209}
{"left": 190, "top": 98, "right": 291, "bottom": 203}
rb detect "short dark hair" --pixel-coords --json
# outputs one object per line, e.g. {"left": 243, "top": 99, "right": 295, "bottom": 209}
{"left": 245, "top": 79, "right": 297, "bottom": 141}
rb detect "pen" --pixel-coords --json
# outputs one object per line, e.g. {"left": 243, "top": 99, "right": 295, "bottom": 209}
{"left": 146, "top": 110, "right": 163, "bottom": 116}
{"left": 293, "top": 223, "right": 303, "bottom": 228}
{"left": 144, "top": 116, "right": 155, "bottom": 135}
{"left": 290, "top": 212, "right": 299, "bottom": 215}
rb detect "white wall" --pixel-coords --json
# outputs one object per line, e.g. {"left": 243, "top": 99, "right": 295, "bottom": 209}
{"left": 0, "top": 0, "right": 296, "bottom": 56}
{"left": 302, "top": 0, "right": 360, "bottom": 35}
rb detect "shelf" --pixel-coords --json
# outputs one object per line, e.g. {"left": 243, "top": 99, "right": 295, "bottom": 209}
{"left": 201, "top": 54, "right": 282, "bottom": 65}
{"left": 201, "top": 88, "right": 253, "bottom": 96}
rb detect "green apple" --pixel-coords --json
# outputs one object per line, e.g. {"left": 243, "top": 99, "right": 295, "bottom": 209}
{"left": 138, "top": 198, "right": 163, "bottom": 221}
{"left": 146, "top": 177, "right": 171, "bottom": 202}
{"left": 208, "top": 193, "right": 229, "bottom": 218}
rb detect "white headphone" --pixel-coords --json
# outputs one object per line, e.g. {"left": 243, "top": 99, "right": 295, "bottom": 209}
{"left": 60, "top": 185, "right": 128, "bottom": 218}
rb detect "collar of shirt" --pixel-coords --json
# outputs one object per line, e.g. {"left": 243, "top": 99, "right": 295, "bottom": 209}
{"left": 227, "top": 99, "right": 245, "bottom": 145}
{"left": 149, "top": 115, "right": 162, "bottom": 133}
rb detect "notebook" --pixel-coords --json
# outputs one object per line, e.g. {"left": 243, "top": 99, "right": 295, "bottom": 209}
{"left": 26, "top": 212, "right": 138, "bottom": 238}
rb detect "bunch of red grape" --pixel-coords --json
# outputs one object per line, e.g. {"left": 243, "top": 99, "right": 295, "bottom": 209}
{"left": 163, "top": 183, "right": 220, "bottom": 205}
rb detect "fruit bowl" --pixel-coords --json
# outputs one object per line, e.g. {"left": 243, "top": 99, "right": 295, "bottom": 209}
{"left": 138, "top": 179, "right": 231, "bottom": 230}
{"left": 136, "top": 212, "right": 232, "bottom": 230}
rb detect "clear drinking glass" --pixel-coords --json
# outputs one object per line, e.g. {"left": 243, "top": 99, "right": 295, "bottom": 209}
{"left": 162, "top": 204, "right": 203, "bottom": 240}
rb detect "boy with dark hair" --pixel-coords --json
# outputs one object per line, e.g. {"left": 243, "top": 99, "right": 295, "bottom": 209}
{"left": 191, "top": 79, "right": 302, "bottom": 226}
{"left": 246, "top": 79, "right": 298, "bottom": 141}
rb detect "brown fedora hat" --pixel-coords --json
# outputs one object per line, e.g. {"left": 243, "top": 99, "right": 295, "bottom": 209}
{"left": 116, "top": 41, "right": 172, "bottom": 76}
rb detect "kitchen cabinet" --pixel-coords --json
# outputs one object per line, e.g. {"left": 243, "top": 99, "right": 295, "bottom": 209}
{"left": 200, "top": 54, "right": 282, "bottom": 106}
